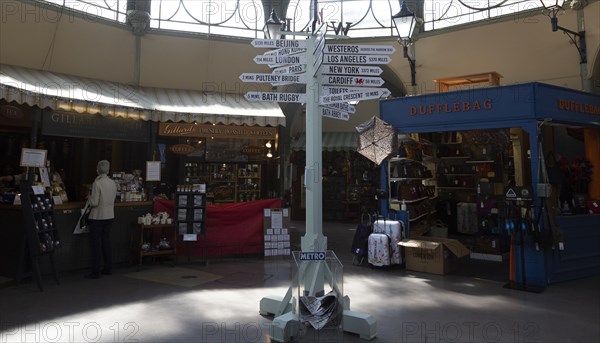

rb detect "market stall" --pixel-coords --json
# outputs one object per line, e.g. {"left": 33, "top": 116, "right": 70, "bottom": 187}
{"left": 380, "top": 82, "right": 600, "bottom": 287}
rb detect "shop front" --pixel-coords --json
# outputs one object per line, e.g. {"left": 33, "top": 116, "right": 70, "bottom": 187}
{"left": 0, "top": 64, "right": 286, "bottom": 278}
{"left": 289, "top": 132, "right": 380, "bottom": 221}
{"left": 380, "top": 82, "right": 600, "bottom": 287}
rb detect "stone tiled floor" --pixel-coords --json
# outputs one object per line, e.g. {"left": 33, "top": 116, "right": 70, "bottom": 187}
{"left": 1, "top": 220, "right": 598, "bottom": 342}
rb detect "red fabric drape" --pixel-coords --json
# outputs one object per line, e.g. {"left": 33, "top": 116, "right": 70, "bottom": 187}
{"left": 154, "top": 198, "right": 281, "bottom": 257}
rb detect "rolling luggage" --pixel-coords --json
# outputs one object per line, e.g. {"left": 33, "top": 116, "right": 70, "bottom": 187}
{"left": 368, "top": 233, "right": 391, "bottom": 267}
{"left": 350, "top": 214, "right": 372, "bottom": 265}
{"left": 373, "top": 219, "right": 403, "bottom": 265}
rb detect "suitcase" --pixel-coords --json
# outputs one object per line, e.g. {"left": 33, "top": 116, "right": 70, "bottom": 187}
{"left": 368, "top": 233, "right": 391, "bottom": 267}
{"left": 373, "top": 219, "right": 403, "bottom": 265}
{"left": 351, "top": 220, "right": 372, "bottom": 265}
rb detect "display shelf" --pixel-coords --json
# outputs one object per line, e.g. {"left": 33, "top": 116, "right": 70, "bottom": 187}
{"left": 131, "top": 223, "right": 177, "bottom": 266}
{"left": 181, "top": 162, "right": 262, "bottom": 203}
{"left": 18, "top": 182, "right": 61, "bottom": 291}
{"left": 175, "top": 189, "right": 206, "bottom": 235}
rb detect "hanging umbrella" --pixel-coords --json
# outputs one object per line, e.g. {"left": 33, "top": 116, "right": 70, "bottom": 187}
{"left": 355, "top": 116, "right": 397, "bottom": 165}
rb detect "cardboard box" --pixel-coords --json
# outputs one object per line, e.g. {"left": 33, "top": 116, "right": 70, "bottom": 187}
{"left": 398, "top": 237, "right": 470, "bottom": 275}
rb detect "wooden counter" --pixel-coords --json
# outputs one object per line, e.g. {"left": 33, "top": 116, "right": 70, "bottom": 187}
{"left": 0, "top": 201, "right": 153, "bottom": 278}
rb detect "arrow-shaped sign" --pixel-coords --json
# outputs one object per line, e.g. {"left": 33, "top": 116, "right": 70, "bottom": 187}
{"left": 322, "top": 54, "right": 391, "bottom": 65}
{"left": 263, "top": 47, "right": 306, "bottom": 57}
{"left": 320, "top": 65, "right": 383, "bottom": 76}
{"left": 240, "top": 73, "right": 306, "bottom": 84}
{"left": 321, "top": 75, "right": 384, "bottom": 87}
{"left": 322, "top": 86, "right": 391, "bottom": 98}
{"left": 324, "top": 44, "right": 395, "bottom": 55}
{"left": 245, "top": 92, "right": 307, "bottom": 103}
{"left": 320, "top": 89, "right": 387, "bottom": 105}
{"left": 251, "top": 39, "right": 307, "bottom": 49}
{"left": 321, "top": 107, "right": 349, "bottom": 121}
{"left": 254, "top": 54, "right": 307, "bottom": 66}
{"left": 272, "top": 64, "right": 307, "bottom": 75}
{"left": 321, "top": 102, "right": 356, "bottom": 114}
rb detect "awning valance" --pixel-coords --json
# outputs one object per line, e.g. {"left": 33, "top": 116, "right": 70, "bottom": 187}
{"left": 292, "top": 132, "right": 358, "bottom": 151}
{"left": 0, "top": 64, "right": 285, "bottom": 127}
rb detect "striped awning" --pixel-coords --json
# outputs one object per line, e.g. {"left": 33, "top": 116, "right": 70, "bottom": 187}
{"left": 0, "top": 64, "right": 285, "bottom": 127}
{"left": 292, "top": 132, "right": 358, "bottom": 151}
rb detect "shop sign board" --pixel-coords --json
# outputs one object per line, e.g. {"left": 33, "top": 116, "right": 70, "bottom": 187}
{"left": 322, "top": 54, "right": 391, "bottom": 65}
{"left": 321, "top": 75, "right": 384, "bottom": 87}
{"left": 324, "top": 44, "right": 395, "bottom": 55}
{"left": 169, "top": 144, "right": 197, "bottom": 155}
{"left": 320, "top": 64, "right": 383, "bottom": 76}
{"left": 321, "top": 107, "right": 349, "bottom": 121}
{"left": 42, "top": 111, "right": 149, "bottom": 142}
{"left": 320, "top": 89, "right": 386, "bottom": 105}
{"left": 245, "top": 92, "right": 307, "bottom": 103}
{"left": 251, "top": 38, "right": 307, "bottom": 49}
{"left": 159, "top": 123, "right": 277, "bottom": 140}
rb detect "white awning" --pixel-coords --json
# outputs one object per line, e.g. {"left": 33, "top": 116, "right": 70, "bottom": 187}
{"left": 0, "top": 64, "right": 285, "bottom": 127}
{"left": 292, "top": 132, "right": 358, "bottom": 151}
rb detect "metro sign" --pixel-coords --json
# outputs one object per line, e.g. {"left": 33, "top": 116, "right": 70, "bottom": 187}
{"left": 320, "top": 65, "right": 383, "bottom": 76}
{"left": 322, "top": 54, "right": 391, "bottom": 65}
{"left": 321, "top": 75, "right": 384, "bottom": 87}
{"left": 321, "top": 107, "right": 349, "bottom": 121}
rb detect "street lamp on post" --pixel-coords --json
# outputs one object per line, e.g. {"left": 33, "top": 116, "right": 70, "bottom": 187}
{"left": 539, "top": 0, "right": 587, "bottom": 64}
{"left": 264, "top": 9, "right": 283, "bottom": 39}
{"left": 392, "top": 0, "right": 418, "bottom": 86}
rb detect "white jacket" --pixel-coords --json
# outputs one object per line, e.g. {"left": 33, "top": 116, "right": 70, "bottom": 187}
{"left": 87, "top": 174, "right": 117, "bottom": 220}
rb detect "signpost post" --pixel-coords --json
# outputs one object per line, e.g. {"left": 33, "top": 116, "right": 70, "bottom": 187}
{"left": 248, "top": 5, "right": 388, "bottom": 339}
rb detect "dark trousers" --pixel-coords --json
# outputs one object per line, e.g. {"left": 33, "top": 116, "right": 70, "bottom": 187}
{"left": 89, "top": 219, "right": 113, "bottom": 275}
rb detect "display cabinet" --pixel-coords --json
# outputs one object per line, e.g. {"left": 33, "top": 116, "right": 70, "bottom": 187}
{"left": 389, "top": 135, "right": 436, "bottom": 224}
{"left": 181, "top": 162, "right": 263, "bottom": 203}
{"left": 175, "top": 187, "right": 207, "bottom": 235}
{"left": 131, "top": 223, "right": 177, "bottom": 266}
{"left": 236, "top": 163, "right": 261, "bottom": 202}
{"left": 18, "top": 182, "right": 61, "bottom": 291}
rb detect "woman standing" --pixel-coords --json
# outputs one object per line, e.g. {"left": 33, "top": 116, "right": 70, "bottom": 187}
{"left": 85, "top": 160, "right": 117, "bottom": 279}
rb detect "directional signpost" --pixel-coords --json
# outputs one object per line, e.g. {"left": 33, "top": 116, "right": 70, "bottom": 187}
{"left": 245, "top": 91, "right": 306, "bottom": 103}
{"left": 322, "top": 54, "right": 392, "bottom": 65}
{"left": 240, "top": 73, "right": 307, "bottom": 85}
{"left": 320, "top": 64, "right": 383, "bottom": 76}
{"left": 251, "top": 38, "right": 307, "bottom": 49}
{"left": 320, "top": 89, "right": 387, "bottom": 105}
{"left": 251, "top": 22, "right": 390, "bottom": 343}
{"left": 322, "top": 86, "right": 391, "bottom": 98}
{"left": 321, "top": 107, "right": 349, "bottom": 121}
{"left": 321, "top": 75, "right": 385, "bottom": 87}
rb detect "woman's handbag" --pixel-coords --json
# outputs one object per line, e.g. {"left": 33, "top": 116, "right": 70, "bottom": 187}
{"left": 73, "top": 204, "right": 92, "bottom": 234}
